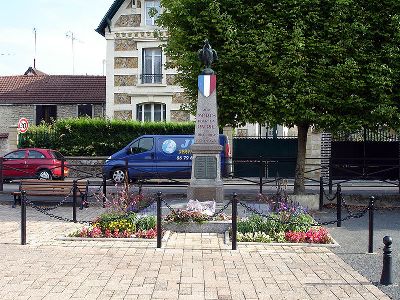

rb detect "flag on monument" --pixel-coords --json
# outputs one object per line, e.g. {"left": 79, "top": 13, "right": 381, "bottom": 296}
{"left": 198, "top": 74, "right": 216, "bottom": 97}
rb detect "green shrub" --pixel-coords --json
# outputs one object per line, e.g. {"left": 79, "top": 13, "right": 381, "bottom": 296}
{"left": 136, "top": 215, "right": 156, "bottom": 230}
{"left": 19, "top": 117, "right": 195, "bottom": 156}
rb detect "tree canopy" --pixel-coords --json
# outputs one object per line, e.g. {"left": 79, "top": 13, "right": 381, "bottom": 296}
{"left": 158, "top": 0, "right": 400, "bottom": 131}
{"left": 157, "top": 0, "right": 400, "bottom": 193}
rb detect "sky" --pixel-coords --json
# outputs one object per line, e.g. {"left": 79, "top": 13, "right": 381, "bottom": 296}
{"left": 0, "top": 0, "right": 115, "bottom": 76}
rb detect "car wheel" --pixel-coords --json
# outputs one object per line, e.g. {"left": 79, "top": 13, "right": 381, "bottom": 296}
{"left": 37, "top": 169, "right": 53, "bottom": 180}
{"left": 111, "top": 168, "right": 126, "bottom": 184}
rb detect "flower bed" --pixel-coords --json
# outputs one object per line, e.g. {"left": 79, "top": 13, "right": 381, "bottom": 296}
{"left": 69, "top": 213, "right": 158, "bottom": 239}
{"left": 235, "top": 192, "right": 333, "bottom": 244}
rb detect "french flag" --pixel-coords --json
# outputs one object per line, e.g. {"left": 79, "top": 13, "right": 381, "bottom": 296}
{"left": 198, "top": 75, "right": 216, "bottom": 97}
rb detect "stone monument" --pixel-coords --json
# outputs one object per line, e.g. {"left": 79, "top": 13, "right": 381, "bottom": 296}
{"left": 187, "top": 40, "right": 224, "bottom": 202}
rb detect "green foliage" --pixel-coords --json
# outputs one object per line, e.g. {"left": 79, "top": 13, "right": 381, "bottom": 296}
{"left": 164, "top": 209, "right": 209, "bottom": 223}
{"left": 136, "top": 215, "right": 157, "bottom": 231}
{"left": 158, "top": 0, "right": 400, "bottom": 132}
{"left": 237, "top": 211, "right": 314, "bottom": 241}
{"left": 19, "top": 118, "right": 195, "bottom": 156}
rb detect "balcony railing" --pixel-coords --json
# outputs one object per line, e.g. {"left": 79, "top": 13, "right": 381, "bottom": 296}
{"left": 140, "top": 74, "right": 163, "bottom": 84}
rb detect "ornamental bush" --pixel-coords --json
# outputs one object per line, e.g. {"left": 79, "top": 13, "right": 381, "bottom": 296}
{"left": 19, "top": 118, "right": 195, "bottom": 156}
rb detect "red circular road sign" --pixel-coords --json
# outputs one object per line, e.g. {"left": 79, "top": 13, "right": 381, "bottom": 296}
{"left": 18, "top": 118, "right": 29, "bottom": 133}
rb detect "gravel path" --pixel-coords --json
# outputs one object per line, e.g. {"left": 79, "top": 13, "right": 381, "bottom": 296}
{"left": 313, "top": 207, "right": 400, "bottom": 299}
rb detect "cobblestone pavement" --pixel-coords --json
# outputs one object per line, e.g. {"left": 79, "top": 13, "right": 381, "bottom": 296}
{"left": 0, "top": 204, "right": 391, "bottom": 300}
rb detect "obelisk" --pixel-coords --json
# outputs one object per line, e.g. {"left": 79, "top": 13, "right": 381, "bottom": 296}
{"left": 187, "top": 40, "right": 224, "bottom": 202}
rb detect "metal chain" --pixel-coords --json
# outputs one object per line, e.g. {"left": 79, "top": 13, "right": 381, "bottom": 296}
{"left": 323, "top": 189, "right": 338, "bottom": 202}
{"left": 238, "top": 199, "right": 369, "bottom": 227}
{"left": 207, "top": 200, "right": 232, "bottom": 220}
{"left": 161, "top": 198, "right": 177, "bottom": 214}
{"left": 26, "top": 188, "right": 74, "bottom": 211}
{"left": 25, "top": 197, "right": 93, "bottom": 224}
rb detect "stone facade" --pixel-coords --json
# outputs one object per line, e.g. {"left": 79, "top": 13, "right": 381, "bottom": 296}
{"left": 114, "top": 39, "right": 137, "bottom": 51}
{"left": 172, "top": 93, "right": 188, "bottom": 104}
{"left": 0, "top": 105, "right": 34, "bottom": 134}
{"left": 114, "top": 94, "right": 131, "bottom": 105}
{"left": 166, "top": 74, "right": 176, "bottom": 85}
{"left": 114, "top": 110, "right": 132, "bottom": 120}
{"left": 305, "top": 131, "right": 322, "bottom": 181}
{"left": 115, "top": 14, "right": 141, "bottom": 27}
{"left": 57, "top": 105, "right": 76, "bottom": 119}
{"left": 170, "top": 110, "right": 190, "bottom": 122}
{"left": 93, "top": 105, "right": 104, "bottom": 117}
{"left": 114, "top": 57, "right": 138, "bottom": 69}
{"left": 114, "top": 75, "right": 137, "bottom": 86}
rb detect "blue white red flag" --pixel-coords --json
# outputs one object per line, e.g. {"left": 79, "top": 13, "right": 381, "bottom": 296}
{"left": 198, "top": 75, "right": 216, "bottom": 97}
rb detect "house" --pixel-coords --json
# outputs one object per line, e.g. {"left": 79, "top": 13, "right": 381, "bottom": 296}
{"left": 0, "top": 69, "right": 105, "bottom": 153}
{"left": 96, "top": 0, "right": 190, "bottom": 123}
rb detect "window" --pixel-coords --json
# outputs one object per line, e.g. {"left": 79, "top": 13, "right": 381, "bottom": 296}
{"left": 136, "top": 103, "right": 166, "bottom": 122}
{"left": 36, "top": 105, "right": 57, "bottom": 125}
{"left": 78, "top": 104, "right": 93, "bottom": 117}
{"left": 142, "top": 48, "right": 162, "bottom": 84}
{"left": 27, "top": 150, "right": 45, "bottom": 159}
{"left": 4, "top": 150, "right": 26, "bottom": 159}
{"left": 129, "top": 137, "right": 154, "bottom": 154}
{"left": 145, "top": 0, "right": 160, "bottom": 26}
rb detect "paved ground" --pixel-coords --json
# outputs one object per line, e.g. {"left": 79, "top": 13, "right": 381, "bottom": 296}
{"left": 313, "top": 208, "right": 400, "bottom": 300}
{"left": 0, "top": 203, "right": 392, "bottom": 300}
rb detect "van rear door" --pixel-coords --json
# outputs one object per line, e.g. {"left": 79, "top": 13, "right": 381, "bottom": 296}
{"left": 156, "top": 136, "right": 193, "bottom": 179}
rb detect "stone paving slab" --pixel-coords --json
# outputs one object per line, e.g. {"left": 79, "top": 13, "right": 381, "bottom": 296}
{"left": 0, "top": 204, "right": 390, "bottom": 300}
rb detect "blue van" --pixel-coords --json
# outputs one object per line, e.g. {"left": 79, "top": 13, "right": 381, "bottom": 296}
{"left": 102, "top": 134, "right": 231, "bottom": 183}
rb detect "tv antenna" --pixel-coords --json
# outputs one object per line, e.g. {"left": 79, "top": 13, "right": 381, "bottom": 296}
{"left": 65, "top": 31, "right": 83, "bottom": 74}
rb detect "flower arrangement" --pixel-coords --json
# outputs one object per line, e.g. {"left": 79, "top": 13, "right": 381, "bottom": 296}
{"left": 285, "top": 227, "right": 332, "bottom": 244}
{"left": 164, "top": 209, "right": 209, "bottom": 223}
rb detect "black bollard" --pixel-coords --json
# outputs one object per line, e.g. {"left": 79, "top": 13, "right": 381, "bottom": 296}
{"left": 72, "top": 180, "right": 77, "bottom": 223}
{"left": 259, "top": 157, "right": 263, "bottom": 194}
{"left": 102, "top": 175, "right": 107, "bottom": 208}
{"left": 329, "top": 176, "right": 333, "bottom": 194}
{"left": 380, "top": 236, "right": 393, "bottom": 285}
{"left": 0, "top": 156, "right": 3, "bottom": 192}
{"left": 336, "top": 184, "right": 342, "bottom": 227}
{"left": 232, "top": 193, "right": 238, "bottom": 250}
{"left": 156, "top": 191, "right": 162, "bottom": 249}
{"left": 319, "top": 176, "right": 323, "bottom": 211}
{"left": 368, "top": 196, "right": 375, "bottom": 254}
{"left": 21, "top": 191, "right": 26, "bottom": 245}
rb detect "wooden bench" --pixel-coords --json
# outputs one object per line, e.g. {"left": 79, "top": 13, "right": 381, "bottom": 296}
{"left": 12, "top": 179, "right": 89, "bottom": 209}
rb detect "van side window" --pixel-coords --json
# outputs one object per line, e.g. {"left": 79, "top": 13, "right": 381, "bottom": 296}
{"left": 130, "top": 138, "right": 154, "bottom": 154}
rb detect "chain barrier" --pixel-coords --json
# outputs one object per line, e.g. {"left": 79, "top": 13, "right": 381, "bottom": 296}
{"left": 161, "top": 198, "right": 177, "bottom": 214}
{"left": 238, "top": 199, "right": 369, "bottom": 227}
{"left": 323, "top": 188, "right": 338, "bottom": 202}
{"left": 24, "top": 196, "right": 93, "bottom": 224}
{"left": 207, "top": 200, "right": 232, "bottom": 220}
{"left": 28, "top": 188, "right": 74, "bottom": 211}
{"left": 132, "top": 199, "right": 157, "bottom": 214}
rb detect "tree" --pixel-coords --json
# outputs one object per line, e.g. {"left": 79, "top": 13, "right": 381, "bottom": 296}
{"left": 157, "top": 0, "right": 400, "bottom": 194}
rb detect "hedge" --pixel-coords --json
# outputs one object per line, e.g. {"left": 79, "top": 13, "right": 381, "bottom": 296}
{"left": 19, "top": 118, "right": 195, "bottom": 156}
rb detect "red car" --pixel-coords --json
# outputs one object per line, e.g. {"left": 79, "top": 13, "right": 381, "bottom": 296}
{"left": 1, "top": 148, "right": 69, "bottom": 180}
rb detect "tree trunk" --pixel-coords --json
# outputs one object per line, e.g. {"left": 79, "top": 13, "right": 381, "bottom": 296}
{"left": 294, "top": 123, "right": 309, "bottom": 194}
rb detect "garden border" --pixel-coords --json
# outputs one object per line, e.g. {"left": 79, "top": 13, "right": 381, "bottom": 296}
{"left": 56, "top": 230, "right": 171, "bottom": 243}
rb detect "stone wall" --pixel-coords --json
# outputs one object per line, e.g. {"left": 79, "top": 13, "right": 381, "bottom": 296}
{"left": 0, "top": 105, "right": 34, "bottom": 133}
{"left": 57, "top": 105, "right": 76, "bottom": 119}
{"left": 93, "top": 105, "right": 104, "bottom": 118}
{"left": 65, "top": 157, "right": 107, "bottom": 179}
{"left": 305, "top": 131, "right": 322, "bottom": 181}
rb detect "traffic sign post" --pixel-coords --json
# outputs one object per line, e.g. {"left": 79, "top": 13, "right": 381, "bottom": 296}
{"left": 18, "top": 118, "right": 29, "bottom": 133}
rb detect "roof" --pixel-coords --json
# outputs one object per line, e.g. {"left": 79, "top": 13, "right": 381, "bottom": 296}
{"left": 95, "top": 0, "right": 125, "bottom": 37}
{"left": 0, "top": 75, "right": 105, "bottom": 104}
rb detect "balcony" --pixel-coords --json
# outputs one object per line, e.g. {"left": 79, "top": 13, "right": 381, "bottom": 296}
{"left": 140, "top": 74, "right": 163, "bottom": 84}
